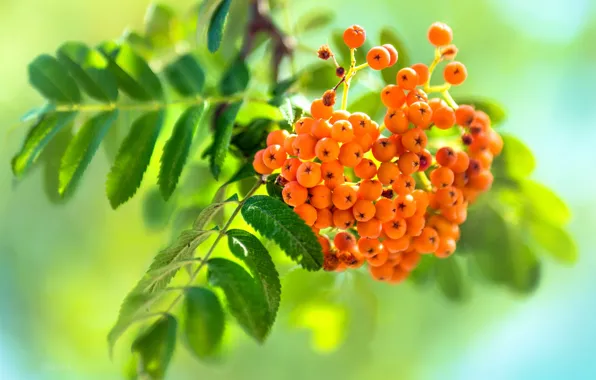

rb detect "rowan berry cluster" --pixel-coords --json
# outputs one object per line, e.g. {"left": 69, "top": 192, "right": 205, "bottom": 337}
{"left": 253, "top": 22, "right": 503, "bottom": 283}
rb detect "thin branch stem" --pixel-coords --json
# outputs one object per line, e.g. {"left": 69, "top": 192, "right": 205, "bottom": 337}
{"left": 441, "top": 90, "right": 459, "bottom": 110}
{"left": 415, "top": 171, "right": 433, "bottom": 192}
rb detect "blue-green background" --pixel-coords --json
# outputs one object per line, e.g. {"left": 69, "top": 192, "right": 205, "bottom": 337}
{"left": 1, "top": 0, "right": 594, "bottom": 379}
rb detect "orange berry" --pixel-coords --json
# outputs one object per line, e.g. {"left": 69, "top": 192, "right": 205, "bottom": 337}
{"left": 352, "top": 199, "right": 376, "bottom": 222}
{"left": 367, "top": 46, "right": 391, "bottom": 70}
{"left": 369, "top": 121, "right": 380, "bottom": 140}
{"left": 310, "top": 119, "right": 332, "bottom": 139}
{"left": 357, "top": 179, "right": 383, "bottom": 201}
{"left": 338, "top": 142, "right": 363, "bottom": 167}
{"left": 389, "top": 134, "right": 406, "bottom": 156}
{"left": 321, "top": 160, "right": 343, "bottom": 181}
{"left": 448, "top": 151, "right": 470, "bottom": 173}
{"left": 293, "top": 133, "right": 317, "bottom": 160}
{"left": 263, "top": 144, "right": 287, "bottom": 169}
{"left": 413, "top": 227, "right": 439, "bottom": 253}
{"left": 397, "top": 152, "right": 420, "bottom": 175}
{"left": 332, "top": 184, "right": 358, "bottom": 210}
{"left": 380, "top": 85, "right": 406, "bottom": 109}
{"left": 309, "top": 185, "right": 332, "bottom": 209}
{"left": 369, "top": 262, "right": 393, "bottom": 280}
{"left": 253, "top": 149, "right": 273, "bottom": 174}
{"left": 367, "top": 246, "right": 389, "bottom": 267}
{"left": 418, "top": 149, "right": 432, "bottom": 171}
{"left": 406, "top": 88, "right": 428, "bottom": 105}
{"left": 385, "top": 235, "right": 410, "bottom": 253}
{"left": 333, "top": 208, "right": 356, "bottom": 229}
{"left": 455, "top": 105, "right": 475, "bottom": 127}
{"left": 388, "top": 266, "right": 409, "bottom": 284}
{"left": 394, "top": 194, "right": 417, "bottom": 219}
{"left": 294, "top": 117, "right": 314, "bottom": 134}
{"left": 384, "top": 108, "right": 409, "bottom": 134}
{"left": 283, "top": 134, "right": 298, "bottom": 155}
{"left": 343, "top": 25, "right": 366, "bottom": 49}
{"left": 400, "top": 251, "right": 421, "bottom": 271}
{"left": 411, "top": 189, "right": 429, "bottom": 216}
{"left": 470, "top": 150, "right": 494, "bottom": 170}
{"left": 358, "top": 237, "right": 382, "bottom": 257}
{"left": 408, "top": 101, "right": 433, "bottom": 128}
{"left": 427, "top": 22, "right": 453, "bottom": 46}
{"left": 354, "top": 133, "right": 374, "bottom": 153}
{"left": 382, "top": 217, "right": 406, "bottom": 240}
{"left": 427, "top": 215, "right": 459, "bottom": 239}
{"left": 436, "top": 146, "right": 457, "bottom": 167}
{"left": 428, "top": 97, "right": 448, "bottom": 112}
{"left": 358, "top": 218, "right": 383, "bottom": 239}
{"left": 405, "top": 215, "right": 425, "bottom": 237}
{"left": 315, "top": 137, "right": 340, "bottom": 162}
{"left": 354, "top": 158, "right": 377, "bottom": 180}
{"left": 392, "top": 174, "right": 416, "bottom": 195}
{"left": 267, "top": 129, "right": 289, "bottom": 146}
{"left": 443, "top": 61, "right": 467, "bottom": 85}
{"left": 281, "top": 157, "right": 301, "bottom": 181}
{"left": 435, "top": 237, "right": 456, "bottom": 258}
{"left": 488, "top": 129, "right": 503, "bottom": 156}
{"left": 430, "top": 166, "right": 454, "bottom": 188}
{"left": 348, "top": 112, "right": 372, "bottom": 136}
{"left": 432, "top": 106, "right": 456, "bottom": 130}
{"left": 435, "top": 186, "right": 459, "bottom": 207}
{"left": 310, "top": 98, "right": 333, "bottom": 119}
{"left": 396, "top": 67, "right": 418, "bottom": 90}
{"left": 330, "top": 110, "right": 351, "bottom": 123}
{"left": 383, "top": 44, "right": 398, "bottom": 66}
{"left": 377, "top": 162, "right": 400, "bottom": 186}
{"left": 401, "top": 127, "right": 427, "bottom": 153}
{"left": 317, "top": 235, "right": 331, "bottom": 253}
{"left": 294, "top": 203, "right": 317, "bottom": 226}
{"left": 335, "top": 231, "right": 357, "bottom": 252}
{"left": 296, "top": 161, "right": 322, "bottom": 188}
{"left": 372, "top": 138, "right": 398, "bottom": 162}
{"left": 314, "top": 208, "right": 333, "bottom": 229}
{"left": 468, "top": 170, "right": 493, "bottom": 191}
{"left": 375, "top": 197, "right": 396, "bottom": 222}
{"left": 331, "top": 120, "right": 354, "bottom": 143}
{"left": 282, "top": 181, "right": 308, "bottom": 207}
{"left": 411, "top": 63, "right": 430, "bottom": 85}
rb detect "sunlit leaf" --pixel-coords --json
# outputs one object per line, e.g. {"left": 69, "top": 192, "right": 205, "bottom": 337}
{"left": 164, "top": 54, "right": 206, "bottom": 96}
{"left": 144, "top": 3, "right": 184, "bottom": 49}
{"left": 183, "top": 287, "right": 225, "bottom": 359}
{"left": 28, "top": 54, "right": 81, "bottom": 103}
{"left": 208, "top": 0, "right": 232, "bottom": 53}
{"left": 131, "top": 315, "right": 177, "bottom": 379}
{"left": 530, "top": 221, "right": 577, "bottom": 264}
{"left": 210, "top": 102, "right": 242, "bottom": 179}
{"left": 521, "top": 180, "right": 571, "bottom": 224}
{"left": 236, "top": 102, "right": 283, "bottom": 125}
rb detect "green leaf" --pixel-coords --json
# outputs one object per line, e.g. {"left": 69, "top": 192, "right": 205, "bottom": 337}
{"left": 279, "top": 98, "right": 295, "bottom": 127}
{"left": 28, "top": 54, "right": 80, "bottom": 103}
{"left": 121, "top": 28, "right": 154, "bottom": 60}
{"left": 379, "top": 28, "right": 411, "bottom": 84}
{"left": 272, "top": 77, "right": 298, "bottom": 97}
{"left": 454, "top": 97, "right": 506, "bottom": 125}
{"left": 241, "top": 195, "right": 323, "bottom": 271}
{"left": 207, "top": 258, "right": 270, "bottom": 342}
{"left": 435, "top": 258, "right": 466, "bottom": 301}
{"left": 131, "top": 314, "right": 177, "bottom": 379}
{"left": 495, "top": 134, "right": 535, "bottom": 179}
{"left": 164, "top": 54, "right": 205, "bottom": 96}
{"left": 144, "top": 3, "right": 184, "bottom": 49}
{"left": 295, "top": 11, "right": 334, "bottom": 34}
{"left": 11, "top": 111, "right": 77, "bottom": 177}
{"left": 507, "top": 242, "right": 541, "bottom": 294}
{"left": 59, "top": 110, "right": 118, "bottom": 196}
{"left": 207, "top": 0, "right": 232, "bottom": 53}
{"left": 301, "top": 64, "right": 337, "bottom": 93}
{"left": 214, "top": 162, "right": 257, "bottom": 200}
{"left": 227, "top": 229, "right": 281, "bottom": 322}
{"left": 530, "top": 221, "right": 577, "bottom": 264}
{"left": 159, "top": 105, "right": 205, "bottom": 200}
{"left": 265, "top": 173, "right": 283, "bottom": 201}
{"left": 183, "top": 287, "right": 225, "bottom": 358}
{"left": 143, "top": 188, "right": 176, "bottom": 230}
{"left": 210, "top": 102, "right": 242, "bottom": 179}
{"left": 39, "top": 127, "right": 74, "bottom": 204}
{"left": 98, "top": 41, "right": 163, "bottom": 100}
{"left": 56, "top": 42, "right": 118, "bottom": 102}
{"left": 349, "top": 92, "right": 384, "bottom": 120}
{"left": 236, "top": 102, "right": 283, "bottom": 125}
{"left": 330, "top": 31, "right": 348, "bottom": 64}
{"left": 220, "top": 56, "right": 249, "bottom": 96}
{"left": 231, "top": 119, "right": 271, "bottom": 156}
{"left": 106, "top": 111, "right": 164, "bottom": 208}
{"left": 193, "top": 194, "right": 239, "bottom": 229}
{"left": 521, "top": 180, "right": 571, "bottom": 224}
{"left": 20, "top": 103, "right": 56, "bottom": 122}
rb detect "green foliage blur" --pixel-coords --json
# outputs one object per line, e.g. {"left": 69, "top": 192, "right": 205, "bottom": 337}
{"left": 1, "top": 0, "right": 594, "bottom": 379}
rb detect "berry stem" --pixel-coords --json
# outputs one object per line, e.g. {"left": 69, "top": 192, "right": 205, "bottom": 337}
{"left": 441, "top": 90, "right": 459, "bottom": 109}
{"left": 340, "top": 48, "right": 358, "bottom": 110}
{"left": 415, "top": 171, "right": 433, "bottom": 192}
{"left": 354, "top": 63, "right": 369, "bottom": 72}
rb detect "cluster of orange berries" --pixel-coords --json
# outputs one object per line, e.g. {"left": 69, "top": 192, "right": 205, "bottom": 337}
{"left": 253, "top": 22, "right": 503, "bottom": 284}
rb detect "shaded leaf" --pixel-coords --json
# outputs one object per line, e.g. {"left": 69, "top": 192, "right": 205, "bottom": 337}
{"left": 208, "top": 0, "right": 232, "bottom": 52}
{"left": 227, "top": 229, "right": 281, "bottom": 321}
{"left": 131, "top": 314, "right": 177, "bottom": 379}
{"left": 20, "top": 103, "right": 56, "bottom": 122}
{"left": 59, "top": 110, "right": 118, "bottom": 196}
{"left": 207, "top": 258, "right": 270, "bottom": 342}
{"left": 28, "top": 54, "right": 80, "bottom": 103}
{"left": 12, "top": 111, "right": 77, "bottom": 177}
{"left": 40, "top": 127, "right": 74, "bottom": 204}
{"left": 144, "top": 3, "right": 184, "bottom": 49}
{"left": 272, "top": 77, "right": 298, "bottom": 97}
{"left": 301, "top": 63, "right": 337, "bottom": 93}
{"left": 295, "top": 11, "right": 334, "bottom": 34}
{"left": 210, "top": 101, "right": 242, "bottom": 179}
{"left": 98, "top": 41, "right": 163, "bottom": 100}
{"left": 214, "top": 162, "right": 257, "bottom": 200}
{"left": 379, "top": 28, "right": 410, "bottom": 84}
{"left": 220, "top": 56, "right": 249, "bottom": 95}
{"left": 349, "top": 92, "right": 383, "bottom": 120}
{"left": 231, "top": 119, "right": 271, "bottom": 156}
{"left": 241, "top": 195, "right": 323, "bottom": 270}
{"left": 265, "top": 173, "right": 283, "bottom": 201}
{"left": 530, "top": 222, "right": 577, "bottom": 264}
{"left": 143, "top": 188, "right": 176, "bottom": 230}
{"left": 435, "top": 258, "right": 466, "bottom": 301}
{"left": 454, "top": 97, "right": 506, "bottom": 125}
{"left": 164, "top": 54, "right": 206, "bottom": 96}
{"left": 183, "top": 287, "right": 225, "bottom": 358}
{"left": 159, "top": 104, "right": 205, "bottom": 200}
{"left": 106, "top": 111, "right": 164, "bottom": 208}
{"left": 56, "top": 42, "right": 118, "bottom": 102}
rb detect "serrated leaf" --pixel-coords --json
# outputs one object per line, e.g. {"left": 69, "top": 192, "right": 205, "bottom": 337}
{"left": 183, "top": 287, "right": 225, "bottom": 358}
{"left": 220, "top": 56, "right": 249, "bottom": 95}
{"left": 265, "top": 173, "right": 283, "bottom": 201}
{"left": 144, "top": 3, "right": 184, "bottom": 49}
{"left": 164, "top": 54, "right": 206, "bottom": 96}
{"left": 454, "top": 97, "right": 506, "bottom": 125}
{"left": 59, "top": 110, "right": 118, "bottom": 196}
{"left": 98, "top": 41, "right": 163, "bottom": 100}
{"left": 159, "top": 104, "right": 205, "bottom": 200}
{"left": 210, "top": 101, "right": 242, "bottom": 179}
{"left": 207, "top": 258, "right": 270, "bottom": 342}
{"left": 521, "top": 180, "right": 570, "bottom": 224}
{"left": 435, "top": 258, "right": 466, "bottom": 301}
{"left": 379, "top": 28, "right": 410, "bottom": 84}
{"left": 279, "top": 98, "right": 294, "bottom": 126}
{"left": 241, "top": 195, "right": 323, "bottom": 270}
{"left": 207, "top": 0, "right": 232, "bottom": 53}
{"left": 193, "top": 194, "right": 239, "bottom": 229}
{"left": 295, "top": 11, "right": 334, "bottom": 34}
{"left": 12, "top": 111, "right": 77, "bottom": 177}
{"left": 349, "top": 92, "right": 384, "bottom": 120}
{"left": 28, "top": 54, "right": 80, "bottom": 103}
{"left": 57, "top": 42, "right": 118, "bottom": 102}
{"left": 106, "top": 111, "right": 164, "bottom": 208}
{"left": 131, "top": 314, "right": 177, "bottom": 379}
{"left": 227, "top": 229, "right": 281, "bottom": 322}
{"left": 530, "top": 222, "right": 577, "bottom": 264}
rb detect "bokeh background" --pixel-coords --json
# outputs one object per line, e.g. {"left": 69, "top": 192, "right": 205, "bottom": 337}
{"left": 1, "top": 0, "right": 595, "bottom": 379}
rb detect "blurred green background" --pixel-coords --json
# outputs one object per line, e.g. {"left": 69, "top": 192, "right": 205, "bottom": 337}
{"left": 1, "top": 0, "right": 595, "bottom": 379}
